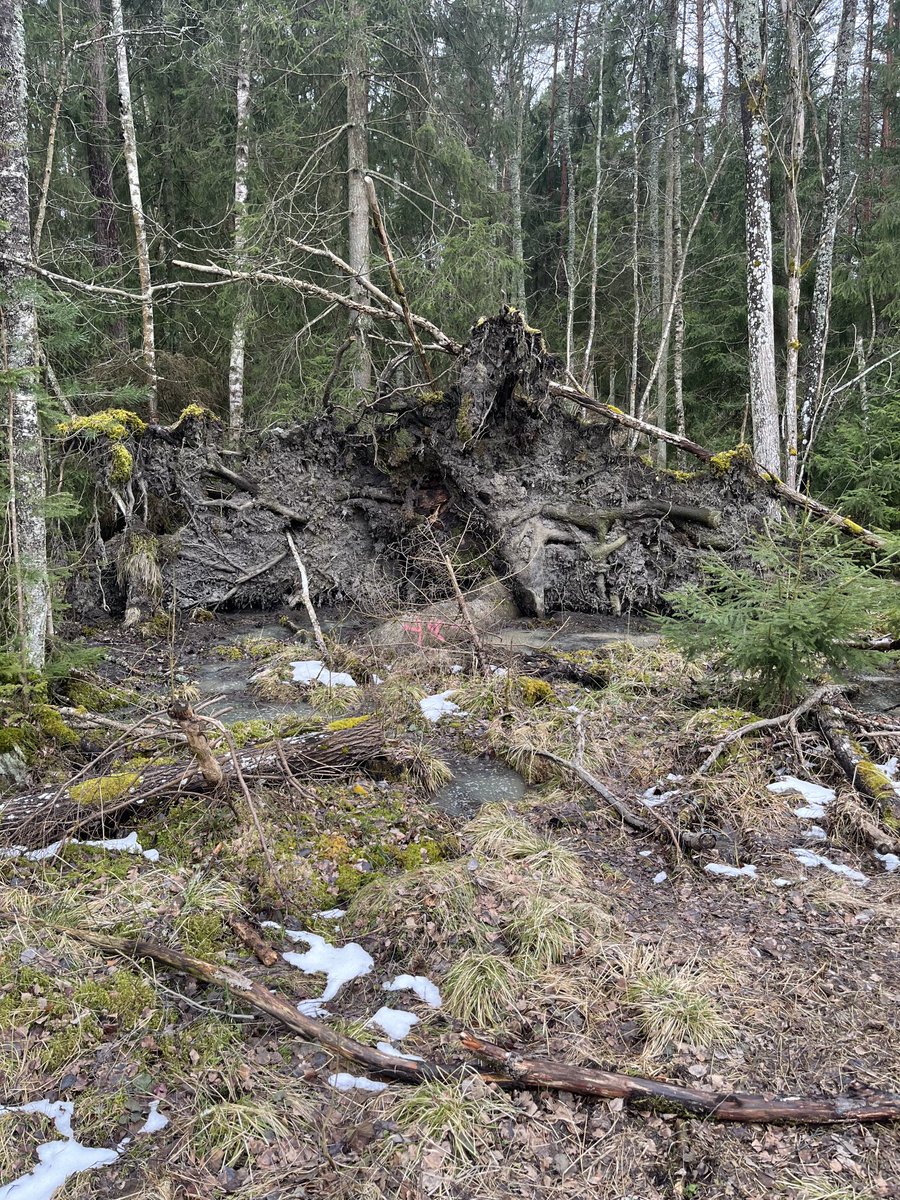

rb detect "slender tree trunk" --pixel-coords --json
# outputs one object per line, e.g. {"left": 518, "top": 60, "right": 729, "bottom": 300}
{"left": 719, "top": 0, "right": 731, "bottom": 126}
{"left": 857, "top": 0, "right": 874, "bottom": 227}
{"left": 655, "top": 0, "right": 679, "bottom": 465}
{"left": 733, "top": 0, "right": 781, "bottom": 474}
{"left": 228, "top": 2, "right": 252, "bottom": 446}
{"left": 799, "top": 0, "right": 858, "bottom": 463}
{"left": 582, "top": 7, "right": 607, "bottom": 387}
{"left": 84, "top": 0, "right": 121, "bottom": 269}
{"left": 627, "top": 65, "right": 642, "bottom": 417}
{"left": 508, "top": 0, "right": 528, "bottom": 314}
{"left": 347, "top": 0, "right": 371, "bottom": 392}
{"left": 110, "top": 0, "right": 157, "bottom": 417}
{"left": 883, "top": 1, "right": 895, "bottom": 152}
{"left": 32, "top": 0, "right": 67, "bottom": 256}
{"left": 562, "top": 10, "right": 580, "bottom": 373}
{"left": 782, "top": 0, "right": 805, "bottom": 487}
{"left": 1, "top": 0, "right": 50, "bottom": 671}
{"left": 548, "top": 13, "right": 560, "bottom": 170}
{"left": 694, "top": 0, "right": 705, "bottom": 163}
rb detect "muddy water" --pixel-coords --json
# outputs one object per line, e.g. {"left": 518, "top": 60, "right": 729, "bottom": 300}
{"left": 431, "top": 752, "right": 527, "bottom": 820}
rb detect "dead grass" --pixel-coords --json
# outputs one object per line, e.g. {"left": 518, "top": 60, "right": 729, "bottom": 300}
{"left": 442, "top": 949, "right": 523, "bottom": 1028}
{"left": 618, "top": 946, "right": 733, "bottom": 1060}
{"left": 391, "top": 1077, "right": 515, "bottom": 1163}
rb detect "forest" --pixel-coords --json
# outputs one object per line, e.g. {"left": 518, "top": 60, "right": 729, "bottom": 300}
{"left": 1, "top": 0, "right": 900, "bottom": 1197}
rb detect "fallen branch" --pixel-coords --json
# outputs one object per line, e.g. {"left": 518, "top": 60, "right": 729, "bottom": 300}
{"left": 695, "top": 685, "right": 842, "bottom": 776}
{"left": 18, "top": 921, "right": 900, "bottom": 1124}
{"left": 0, "top": 718, "right": 386, "bottom": 849}
{"left": 286, "top": 532, "right": 328, "bottom": 659}
{"left": 817, "top": 704, "right": 899, "bottom": 815}
{"left": 226, "top": 915, "right": 280, "bottom": 967}
{"left": 460, "top": 1035, "right": 900, "bottom": 1124}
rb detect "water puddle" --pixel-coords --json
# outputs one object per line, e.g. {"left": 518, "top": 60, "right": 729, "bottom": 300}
{"left": 431, "top": 751, "right": 527, "bottom": 819}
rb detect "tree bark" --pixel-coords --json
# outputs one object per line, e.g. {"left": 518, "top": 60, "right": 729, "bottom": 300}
{"left": 110, "top": 0, "right": 158, "bottom": 417}
{"left": 507, "top": 0, "right": 529, "bottom": 314}
{"left": 347, "top": 0, "right": 371, "bottom": 392}
{"left": 782, "top": 0, "right": 806, "bottom": 488}
{"left": 228, "top": 1, "right": 252, "bottom": 447}
{"left": 1, "top": 0, "right": 50, "bottom": 672}
{"left": 694, "top": 0, "right": 705, "bottom": 162}
{"left": 83, "top": 0, "right": 122, "bottom": 271}
{"left": 654, "top": 0, "right": 679, "bottom": 466}
{"left": 799, "top": 0, "right": 858, "bottom": 468}
{"left": 733, "top": 0, "right": 781, "bottom": 474}
{"left": 581, "top": 6, "right": 607, "bottom": 388}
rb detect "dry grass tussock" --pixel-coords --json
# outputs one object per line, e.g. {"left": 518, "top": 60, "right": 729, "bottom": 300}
{"left": 391, "top": 1077, "right": 515, "bottom": 1163}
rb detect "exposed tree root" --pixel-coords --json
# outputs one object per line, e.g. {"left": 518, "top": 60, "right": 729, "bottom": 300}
{"left": 12, "top": 919, "right": 900, "bottom": 1125}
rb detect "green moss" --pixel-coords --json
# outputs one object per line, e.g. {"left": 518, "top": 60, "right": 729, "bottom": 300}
{"left": 214, "top": 644, "right": 243, "bottom": 661}
{"left": 176, "top": 403, "right": 215, "bottom": 423}
{"left": 518, "top": 676, "right": 557, "bottom": 707}
{"left": 73, "top": 970, "right": 159, "bottom": 1031}
{"left": 854, "top": 758, "right": 897, "bottom": 805}
{"left": 709, "top": 444, "right": 753, "bottom": 472}
{"left": 456, "top": 392, "right": 476, "bottom": 443}
{"left": 238, "top": 635, "right": 283, "bottom": 660}
{"left": 64, "top": 678, "right": 138, "bottom": 712}
{"left": 69, "top": 771, "right": 141, "bottom": 806}
{"left": 141, "top": 793, "right": 231, "bottom": 862}
{"left": 229, "top": 713, "right": 319, "bottom": 748}
{"left": 419, "top": 389, "right": 444, "bottom": 407}
{"left": 393, "top": 838, "right": 445, "bottom": 870}
{"left": 109, "top": 442, "right": 134, "bottom": 485}
{"left": 160, "top": 1016, "right": 241, "bottom": 1070}
{"left": 844, "top": 519, "right": 866, "bottom": 535}
{"left": 57, "top": 408, "right": 146, "bottom": 441}
{"left": 0, "top": 725, "right": 35, "bottom": 758}
{"left": 34, "top": 704, "right": 79, "bottom": 747}
{"left": 325, "top": 714, "right": 372, "bottom": 732}
{"left": 177, "top": 912, "right": 230, "bottom": 958}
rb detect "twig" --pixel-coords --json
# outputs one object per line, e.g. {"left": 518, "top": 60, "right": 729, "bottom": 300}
{"left": 227, "top": 915, "right": 279, "bottom": 967}
{"left": 694, "top": 684, "right": 842, "bottom": 776}
{"left": 285, "top": 532, "right": 328, "bottom": 659}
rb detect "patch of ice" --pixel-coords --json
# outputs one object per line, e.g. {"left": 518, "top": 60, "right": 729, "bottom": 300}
{"left": 875, "top": 852, "right": 900, "bottom": 873}
{"left": 639, "top": 850, "right": 653, "bottom": 858}
{"left": 0, "top": 1100, "right": 127, "bottom": 1200}
{"left": 791, "top": 847, "right": 868, "bottom": 885}
{"left": 878, "top": 758, "right": 900, "bottom": 797}
{"left": 772, "top": 878, "right": 794, "bottom": 887}
{"left": 368, "top": 1006, "right": 419, "bottom": 1040}
{"left": 326, "top": 1072, "right": 387, "bottom": 1093}
{"left": 138, "top": 1101, "right": 168, "bottom": 1134}
{"left": 704, "top": 863, "right": 758, "bottom": 879}
{"left": 383, "top": 974, "right": 442, "bottom": 1008}
{"left": 419, "top": 690, "right": 463, "bottom": 722}
{"left": 291, "top": 660, "right": 357, "bottom": 688}
{"left": 767, "top": 776, "right": 835, "bottom": 820}
{"left": 653, "top": 871, "right": 668, "bottom": 884}
{"left": 0, "top": 831, "right": 158, "bottom": 863}
{"left": 376, "top": 1041, "right": 425, "bottom": 1061}
{"left": 297, "top": 998, "right": 330, "bottom": 1018}
{"left": 315, "top": 908, "right": 347, "bottom": 920}
{"left": 278, "top": 930, "right": 374, "bottom": 1005}
{"left": 803, "top": 825, "right": 828, "bottom": 842}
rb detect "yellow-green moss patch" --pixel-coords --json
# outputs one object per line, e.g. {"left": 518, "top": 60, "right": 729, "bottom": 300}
{"left": 69, "top": 771, "right": 141, "bottom": 806}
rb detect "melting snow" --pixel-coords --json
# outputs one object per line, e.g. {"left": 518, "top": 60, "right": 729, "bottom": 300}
{"left": 878, "top": 758, "right": 900, "bottom": 797}
{"left": 791, "top": 847, "right": 868, "bottom": 885}
{"left": 0, "top": 832, "right": 158, "bottom": 863}
{"left": 419, "top": 690, "right": 463, "bottom": 722}
{"left": 875, "top": 852, "right": 900, "bottom": 873}
{"left": 368, "top": 1006, "right": 419, "bottom": 1040}
{"left": 767, "top": 776, "right": 835, "bottom": 820}
{"left": 376, "top": 1041, "right": 425, "bottom": 1061}
{"left": 264, "top": 926, "right": 373, "bottom": 1009}
{"left": 327, "top": 1073, "right": 387, "bottom": 1093}
{"left": 383, "top": 974, "right": 442, "bottom": 1008}
{"left": 772, "top": 878, "right": 795, "bottom": 887}
{"left": 291, "top": 660, "right": 357, "bottom": 688}
{"left": 653, "top": 871, "right": 668, "bottom": 884}
{"left": 138, "top": 1101, "right": 168, "bottom": 1134}
{"left": 315, "top": 908, "right": 347, "bottom": 920}
{"left": 704, "top": 863, "right": 758, "bottom": 878}
{"left": 803, "top": 825, "right": 828, "bottom": 842}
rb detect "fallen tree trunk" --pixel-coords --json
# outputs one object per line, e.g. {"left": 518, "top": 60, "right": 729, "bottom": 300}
{"left": 0, "top": 717, "right": 385, "bottom": 848}
{"left": 817, "top": 704, "right": 899, "bottom": 817}
{"left": 22, "top": 921, "right": 900, "bottom": 1124}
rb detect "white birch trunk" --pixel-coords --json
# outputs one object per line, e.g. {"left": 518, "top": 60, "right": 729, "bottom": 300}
{"left": 1, "top": 0, "right": 49, "bottom": 670}
{"left": 733, "top": 0, "right": 781, "bottom": 474}
{"left": 782, "top": 0, "right": 805, "bottom": 488}
{"left": 347, "top": 0, "right": 371, "bottom": 392}
{"left": 228, "top": 3, "right": 252, "bottom": 446}
{"left": 110, "top": 0, "right": 157, "bottom": 418}
{"left": 581, "top": 8, "right": 607, "bottom": 387}
{"left": 559, "top": 19, "right": 576, "bottom": 374}
{"left": 799, "top": 0, "right": 858, "bottom": 459}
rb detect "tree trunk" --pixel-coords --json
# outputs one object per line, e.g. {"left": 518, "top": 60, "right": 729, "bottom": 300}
{"left": 110, "top": 0, "right": 157, "bottom": 417}
{"left": 1, "top": 0, "right": 49, "bottom": 672}
{"left": 347, "top": 0, "right": 371, "bottom": 392}
{"left": 733, "top": 0, "right": 781, "bottom": 475}
{"left": 799, "top": 0, "right": 858, "bottom": 467}
{"left": 507, "top": 0, "right": 528, "bottom": 314}
{"left": 857, "top": 0, "right": 874, "bottom": 227}
{"left": 694, "top": 0, "right": 705, "bottom": 162}
{"left": 719, "top": 0, "right": 731, "bottom": 126}
{"left": 655, "top": 0, "right": 679, "bottom": 466}
{"left": 228, "top": 2, "right": 252, "bottom": 447}
{"left": 581, "top": 7, "right": 607, "bottom": 388}
{"left": 782, "top": 0, "right": 805, "bottom": 488}
{"left": 84, "top": 0, "right": 121, "bottom": 270}
{"left": 627, "top": 63, "right": 641, "bottom": 417}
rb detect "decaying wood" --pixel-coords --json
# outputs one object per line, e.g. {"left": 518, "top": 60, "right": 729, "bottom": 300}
{"left": 460, "top": 1034, "right": 900, "bottom": 1123}
{"left": 286, "top": 531, "right": 328, "bottom": 658}
{"left": 22, "top": 920, "right": 900, "bottom": 1124}
{"left": 227, "top": 915, "right": 280, "bottom": 966}
{"left": 0, "top": 718, "right": 386, "bottom": 848}
{"left": 817, "top": 704, "right": 899, "bottom": 815}
{"left": 168, "top": 700, "right": 224, "bottom": 786}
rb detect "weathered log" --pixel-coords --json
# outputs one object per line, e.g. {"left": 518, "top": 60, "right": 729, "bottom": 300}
{"left": 0, "top": 717, "right": 386, "bottom": 848}
{"left": 460, "top": 1035, "right": 900, "bottom": 1123}
{"left": 226, "top": 915, "right": 280, "bottom": 967}
{"left": 817, "top": 704, "right": 899, "bottom": 817}
{"left": 21, "top": 921, "right": 900, "bottom": 1124}
{"left": 543, "top": 500, "right": 722, "bottom": 534}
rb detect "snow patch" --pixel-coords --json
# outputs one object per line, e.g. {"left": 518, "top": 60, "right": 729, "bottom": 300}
{"left": 376, "top": 1041, "right": 425, "bottom": 1061}
{"left": 273, "top": 929, "right": 373, "bottom": 1008}
{"left": 327, "top": 1072, "right": 387, "bottom": 1093}
{"left": 767, "top": 776, "right": 835, "bottom": 820}
{"left": 653, "top": 871, "right": 668, "bottom": 884}
{"left": 368, "top": 1006, "right": 419, "bottom": 1040}
{"left": 291, "top": 660, "right": 357, "bottom": 688}
{"left": 875, "top": 851, "right": 900, "bottom": 873}
{"left": 0, "top": 831, "right": 158, "bottom": 863}
{"left": 791, "top": 847, "right": 868, "bottom": 885}
{"left": 138, "top": 1101, "right": 168, "bottom": 1134}
{"left": 315, "top": 908, "right": 347, "bottom": 920}
{"left": 383, "top": 974, "right": 442, "bottom": 1008}
{"left": 419, "top": 690, "right": 463, "bottom": 722}
{"left": 704, "top": 863, "right": 758, "bottom": 878}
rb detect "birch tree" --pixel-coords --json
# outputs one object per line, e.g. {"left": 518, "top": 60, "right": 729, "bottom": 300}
{"left": 1, "top": 0, "right": 50, "bottom": 670}
{"left": 733, "top": 0, "right": 781, "bottom": 474}
{"left": 800, "top": 0, "right": 858, "bottom": 462}
{"left": 347, "top": 0, "right": 371, "bottom": 392}
{"left": 111, "top": 0, "right": 157, "bottom": 417}
{"left": 581, "top": 4, "right": 607, "bottom": 387}
{"left": 228, "top": 2, "right": 252, "bottom": 446}
{"left": 782, "top": 0, "right": 805, "bottom": 487}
